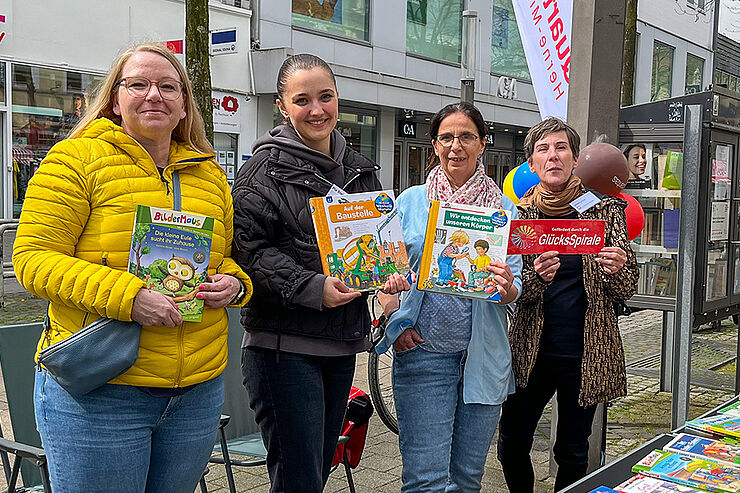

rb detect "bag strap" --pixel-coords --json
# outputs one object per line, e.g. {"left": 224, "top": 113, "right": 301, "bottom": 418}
{"left": 172, "top": 170, "right": 181, "bottom": 212}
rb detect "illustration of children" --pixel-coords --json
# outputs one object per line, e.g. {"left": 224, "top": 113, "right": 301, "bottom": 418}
{"left": 466, "top": 239, "right": 492, "bottom": 290}
{"left": 436, "top": 230, "right": 469, "bottom": 286}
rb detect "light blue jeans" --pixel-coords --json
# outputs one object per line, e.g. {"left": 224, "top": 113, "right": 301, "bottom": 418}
{"left": 34, "top": 369, "right": 223, "bottom": 493}
{"left": 393, "top": 346, "right": 502, "bottom": 493}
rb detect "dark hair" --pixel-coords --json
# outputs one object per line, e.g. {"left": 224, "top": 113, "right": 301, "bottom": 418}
{"left": 623, "top": 143, "right": 646, "bottom": 159}
{"left": 474, "top": 239, "right": 489, "bottom": 251}
{"left": 276, "top": 54, "right": 337, "bottom": 102}
{"left": 429, "top": 102, "right": 487, "bottom": 141}
{"left": 523, "top": 117, "right": 581, "bottom": 160}
{"left": 427, "top": 102, "right": 487, "bottom": 168}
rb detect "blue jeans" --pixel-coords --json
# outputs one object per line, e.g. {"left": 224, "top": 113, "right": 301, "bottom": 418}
{"left": 393, "top": 347, "right": 502, "bottom": 493}
{"left": 34, "top": 369, "right": 224, "bottom": 493}
{"left": 242, "top": 347, "right": 356, "bottom": 493}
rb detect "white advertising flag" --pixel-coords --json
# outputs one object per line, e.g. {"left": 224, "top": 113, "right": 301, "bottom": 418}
{"left": 511, "top": 0, "right": 572, "bottom": 120}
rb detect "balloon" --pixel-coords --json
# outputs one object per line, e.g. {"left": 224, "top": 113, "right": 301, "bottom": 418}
{"left": 574, "top": 143, "right": 629, "bottom": 196}
{"left": 618, "top": 192, "right": 645, "bottom": 241}
{"left": 503, "top": 167, "right": 518, "bottom": 204}
{"left": 512, "top": 162, "right": 540, "bottom": 199}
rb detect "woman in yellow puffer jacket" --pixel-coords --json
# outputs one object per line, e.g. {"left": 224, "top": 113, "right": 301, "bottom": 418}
{"left": 12, "top": 43, "right": 252, "bottom": 493}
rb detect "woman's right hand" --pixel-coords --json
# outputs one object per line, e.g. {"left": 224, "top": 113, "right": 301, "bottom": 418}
{"left": 322, "top": 277, "right": 361, "bottom": 308}
{"left": 393, "top": 327, "right": 424, "bottom": 353}
{"left": 131, "top": 288, "right": 182, "bottom": 327}
{"left": 534, "top": 250, "right": 560, "bottom": 282}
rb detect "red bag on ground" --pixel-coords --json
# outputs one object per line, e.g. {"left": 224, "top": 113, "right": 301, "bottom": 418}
{"left": 332, "top": 386, "right": 374, "bottom": 468}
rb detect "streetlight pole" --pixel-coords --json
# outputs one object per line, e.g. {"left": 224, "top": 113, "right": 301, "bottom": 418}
{"left": 461, "top": 10, "right": 478, "bottom": 103}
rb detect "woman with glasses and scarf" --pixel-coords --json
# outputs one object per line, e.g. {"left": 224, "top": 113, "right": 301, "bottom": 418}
{"left": 376, "top": 102, "right": 522, "bottom": 492}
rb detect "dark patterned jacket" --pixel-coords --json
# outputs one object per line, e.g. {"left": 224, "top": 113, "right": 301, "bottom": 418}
{"left": 509, "top": 186, "right": 639, "bottom": 407}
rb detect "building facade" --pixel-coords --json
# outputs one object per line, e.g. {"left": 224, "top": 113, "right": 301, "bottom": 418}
{"left": 0, "top": 0, "right": 542, "bottom": 219}
{"left": 633, "top": 0, "right": 714, "bottom": 104}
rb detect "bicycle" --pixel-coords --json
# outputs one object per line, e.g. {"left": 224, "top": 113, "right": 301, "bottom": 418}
{"left": 367, "top": 294, "right": 398, "bottom": 434}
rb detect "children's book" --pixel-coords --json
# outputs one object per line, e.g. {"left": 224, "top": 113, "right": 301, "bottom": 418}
{"left": 718, "top": 400, "right": 740, "bottom": 418}
{"left": 128, "top": 205, "right": 213, "bottom": 322}
{"left": 686, "top": 416, "right": 740, "bottom": 439}
{"left": 310, "top": 190, "right": 410, "bottom": 292}
{"left": 665, "top": 434, "right": 740, "bottom": 467}
{"left": 632, "top": 449, "right": 740, "bottom": 492}
{"left": 589, "top": 487, "right": 620, "bottom": 493}
{"left": 417, "top": 200, "right": 511, "bottom": 302}
{"left": 616, "top": 474, "right": 702, "bottom": 492}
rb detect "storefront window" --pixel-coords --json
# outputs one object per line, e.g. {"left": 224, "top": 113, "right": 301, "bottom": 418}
{"left": 11, "top": 64, "right": 104, "bottom": 217}
{"left": 406, "top": 0, "right": 463, "bottom": 63}
{"left": 651, "top": 41, "right": 674, "bottom": 101}
{"left": 337, "top": 110, "right": 377, "bottom": 161}
{"left": 292, "top": 0, "right": 370, "bottom": 42}
{"left": 685, "top": 53, "right": 704, "bottom": 95}
{"left": 490, "top": 0, "right": 530, "bottom": 80}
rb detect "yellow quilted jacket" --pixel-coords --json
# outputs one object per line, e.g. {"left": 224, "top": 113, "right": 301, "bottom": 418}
{"left": 13, "top": 118, "right": 252, "bottom": 388}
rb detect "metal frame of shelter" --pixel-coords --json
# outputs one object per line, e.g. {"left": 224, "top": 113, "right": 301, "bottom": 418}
{"left": 619, "top": 87, "right": 740, "bottom": 427}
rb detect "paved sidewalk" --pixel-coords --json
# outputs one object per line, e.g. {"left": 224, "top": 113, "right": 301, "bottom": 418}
{"left": 1, "top": 308, "right": 736, "bottom": 492}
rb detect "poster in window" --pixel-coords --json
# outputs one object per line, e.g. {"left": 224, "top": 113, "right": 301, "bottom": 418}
{"left": 710, "top": 201, "right": 730, "bottom": 241}
{"left": 293, "top": 0, "right": 342, "bottom": 23}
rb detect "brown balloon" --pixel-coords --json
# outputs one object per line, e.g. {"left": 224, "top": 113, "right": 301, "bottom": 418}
{"left": 574, "top": 143, "right": 630, "bottom": 196}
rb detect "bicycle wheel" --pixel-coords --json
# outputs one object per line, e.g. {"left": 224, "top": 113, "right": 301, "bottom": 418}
{"left": 367, "top": 349, "right": 398, "bottom": 434}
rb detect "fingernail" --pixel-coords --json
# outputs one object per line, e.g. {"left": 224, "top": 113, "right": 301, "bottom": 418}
{"left": 199, "top": 285, "right": 205, "bottom": 290}
{"left": 196, "top": 293, "right": 203, "bottom": 299}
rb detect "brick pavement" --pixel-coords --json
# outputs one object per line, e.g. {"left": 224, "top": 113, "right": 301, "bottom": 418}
{"left": 1, "top": 308, "right": 737, "bottom": 492}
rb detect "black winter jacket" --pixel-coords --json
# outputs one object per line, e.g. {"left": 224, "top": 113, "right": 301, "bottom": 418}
{"left": 232, "top": 133, "right": 381, "bottom": 342}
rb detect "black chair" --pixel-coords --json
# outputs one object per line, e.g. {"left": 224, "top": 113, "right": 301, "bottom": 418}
{"left": 0, "top": 322, "right": 52, "bottom": 492}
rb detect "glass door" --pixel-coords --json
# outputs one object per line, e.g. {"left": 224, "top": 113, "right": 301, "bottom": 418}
{"left": 704, "top": 132, "right": 736, "bottom": 309}
{"left": 397, "top": 141, "right": 433, "bottom": 193}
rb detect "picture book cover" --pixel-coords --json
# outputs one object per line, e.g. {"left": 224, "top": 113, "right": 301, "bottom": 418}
{"left": 589, "top": 487, "right": 620, "bottom": 493}
{"left": 616, "top": 474, "right": 703, "bottom": 492}
{"left": 310, "top": 190, "right": 410, "bottom": 292}
{"left": 632, "top": 449, "right": 740, "bottom": 492}
{"left": 666, "top": 434, "right": 740, "bottom": 467}
{"left": 417, "top": 200, "right": 511, "bottom": 302}
{"left": 686, "top": 416, "right": 740, "bottom": 439}
{"left": 719, "top": 400, "right": 740, "bottom": 418}
{"left": 128, "top": 205, "right": 214, "bottom": 323}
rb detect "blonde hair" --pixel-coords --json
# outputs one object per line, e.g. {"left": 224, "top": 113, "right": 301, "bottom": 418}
{"left": 450, "top": 230, "right": 469, "bottom": 245}
{"left": 70, "top": 43, "right": 214, "bottom": 155}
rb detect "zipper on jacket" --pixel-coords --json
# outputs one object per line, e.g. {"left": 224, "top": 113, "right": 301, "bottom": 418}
{"left": 161, "top": 175, "right": 171, "bottom": 195}
{"left": 174, "top": 323, "right": 185, "bottom": 387}
{"left": 343, "top": 168, "right": 365, "bottom": 189}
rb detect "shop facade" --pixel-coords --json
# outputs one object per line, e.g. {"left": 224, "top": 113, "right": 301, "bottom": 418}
{"left": 251, "top": 0, "right": 542, "bottom": 193}
{"left": 0, "top": 0, "right": 257, "bottom": 218}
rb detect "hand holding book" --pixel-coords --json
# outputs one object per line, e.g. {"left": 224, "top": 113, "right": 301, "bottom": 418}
{"left": 195, "top": 274, "right": 242, "bottom": 309}
{"left": 132, "top": 288, "right": 182, "bottom": 327}
{"left": 487, "top": 260, "right": 518, "bottom": 303}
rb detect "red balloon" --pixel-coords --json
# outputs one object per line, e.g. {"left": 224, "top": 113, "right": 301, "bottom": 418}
{"left": 574, "top": 143, "right": 630, "bottom": 196}
{"left": 617, "top": 192, "right": 644, "bottom": 241}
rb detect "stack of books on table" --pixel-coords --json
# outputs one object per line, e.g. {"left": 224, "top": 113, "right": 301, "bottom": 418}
{"left": 589, "top": 401, "right": 740, "bottom": 493}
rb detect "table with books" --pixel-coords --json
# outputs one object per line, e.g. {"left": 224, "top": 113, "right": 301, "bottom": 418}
{"left": 562, "top": 396, "right": 740, "bottom": 493}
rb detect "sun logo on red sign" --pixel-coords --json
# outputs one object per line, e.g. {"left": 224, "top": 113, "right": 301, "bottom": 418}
{"left": 222, "top": 96, "right": 238, "bottom": 113}
{"left": 511, "top": 225, "right": 536, "bottom": 249}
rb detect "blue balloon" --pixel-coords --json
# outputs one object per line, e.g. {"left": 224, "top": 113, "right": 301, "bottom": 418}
{"left": 512, "top": 163, "right": 540, "bottom": 199}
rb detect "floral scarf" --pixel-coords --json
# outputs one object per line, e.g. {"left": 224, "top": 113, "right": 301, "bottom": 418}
{"left": 425, "top": 162, "right": 502, "bottom": 208}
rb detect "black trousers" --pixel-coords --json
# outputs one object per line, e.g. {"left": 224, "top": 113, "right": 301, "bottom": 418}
{"left": 242, "top": 347, "right": 356, "bottom": 493}
{"left": 497, "top": 354, "right": 598, "bottom": 492}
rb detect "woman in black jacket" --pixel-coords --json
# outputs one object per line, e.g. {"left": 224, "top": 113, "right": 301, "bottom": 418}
{"left": 232, "top": 54, "right": 381, "bottom": 493}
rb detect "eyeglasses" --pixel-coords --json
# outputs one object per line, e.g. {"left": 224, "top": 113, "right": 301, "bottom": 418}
{"left": 435, "top": 133, "right": 480, "bottom": 148}
{"left": 118, "top": 77, "right": 184, "bottom": 101}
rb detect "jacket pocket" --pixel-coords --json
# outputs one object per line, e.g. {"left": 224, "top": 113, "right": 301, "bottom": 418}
{"left": 290, "top": 237, "right": 323, "bottom": 273}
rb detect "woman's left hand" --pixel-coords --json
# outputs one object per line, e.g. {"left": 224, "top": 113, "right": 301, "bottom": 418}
{"left": 596, "top": 247, "right": 627, "bottom": 275}
{"left": 196, "top": 274, "right": 242, "bottom": 308}
{"left": 487, "top": 261, "right": 518, "bottom": 303}
{"left": 382, "top": 272, "right": 414, "bottom": 295}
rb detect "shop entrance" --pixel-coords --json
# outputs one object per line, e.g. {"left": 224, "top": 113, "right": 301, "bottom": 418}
{"left": 393, "top": 141, "right": 433, "bottom": 195}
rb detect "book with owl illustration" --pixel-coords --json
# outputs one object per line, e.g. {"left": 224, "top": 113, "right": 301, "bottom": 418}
{"left": 418, "top": 201, "right": 511, "bottom": 302}
{"left": 128, "top": 205, "right": 214, "bottom": 322}
{"left": 310, "top": 190, "right": 410, "bottom": 292}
